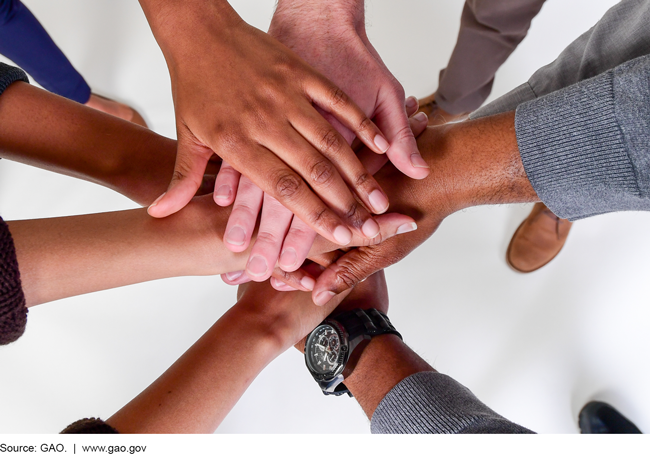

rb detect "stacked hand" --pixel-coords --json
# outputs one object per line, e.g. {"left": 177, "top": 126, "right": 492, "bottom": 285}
{"left": 141, "top": 1, "right": 407, "bottom": 250}
{"left": 214, "top": 0, "right": 429, "bottom": 286}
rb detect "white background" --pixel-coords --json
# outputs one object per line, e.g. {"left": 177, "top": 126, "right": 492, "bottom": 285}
{"left": 1, "top": 0, "right": 649, "bottom": 434}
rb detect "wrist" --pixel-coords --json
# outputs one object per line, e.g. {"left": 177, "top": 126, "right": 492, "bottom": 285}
{"left": 344, "top": 335, "right": 434, "bottom": 418}
{"left": 139, "top": 0, "right": 242, "bottom": 61}
{"left": 418, "top": 112, "right": 539, "bottom": 213}
{"left": 272, "top": 0, "right": 365, "bottom": 39}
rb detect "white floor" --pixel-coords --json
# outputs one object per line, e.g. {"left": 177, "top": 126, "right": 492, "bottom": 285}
{"left": 1, "top": 0, "right": 648, "bottom": 434}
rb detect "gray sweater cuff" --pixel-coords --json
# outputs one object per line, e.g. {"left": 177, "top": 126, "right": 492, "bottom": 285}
{"left": 515, "top": 55, "right": 650, "bottom": 220}
{"left": 370, "top": 372, "right": 532, "bottom": 434}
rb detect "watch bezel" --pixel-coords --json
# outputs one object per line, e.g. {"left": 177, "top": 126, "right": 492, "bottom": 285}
{"left": 304, "top": 319, "right": 350, "bottom": 382}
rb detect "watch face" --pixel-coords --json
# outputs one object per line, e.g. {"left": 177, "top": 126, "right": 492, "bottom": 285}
{"left": 305, "top": 324, "right": 344, "bottom": 376}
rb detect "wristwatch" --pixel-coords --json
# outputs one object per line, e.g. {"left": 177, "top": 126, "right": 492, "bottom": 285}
{"left": 304, "top": 308, "right": 401, "bottom": 397}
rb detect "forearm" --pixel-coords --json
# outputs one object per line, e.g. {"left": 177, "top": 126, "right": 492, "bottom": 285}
{"left": 106, "top": 299, "right": 283, "bottom": 433}
{"left": 7, "top": 197, "right": 242, "bottom": 307}
{"left": 138, "top": 0, "right": 243, "bottom": 65}
{"left": 0, "top": 82, "right": 176, "bottom": 205}
{"left": 343, "top": 336, "right": 533, "bottom": 434}
{"left": 344, "top": 335, "right": 433, "bottom": 419}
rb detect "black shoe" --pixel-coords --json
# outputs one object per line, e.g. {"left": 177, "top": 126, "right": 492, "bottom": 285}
{"left": 579, "top": 401, "right": 642, "bottom": 434}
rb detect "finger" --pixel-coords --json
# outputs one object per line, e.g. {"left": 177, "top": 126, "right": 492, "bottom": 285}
{"left": 221, "top": 271, "right": 252, "bottom": 286}
{"left": 373, "top": 86, "right": 430, "bottom": 180}
{"left": 311, "top": 214, "right": 419, "bottom": 306}
{"left": 269, "top": 268, "right": 314, "bottom": 291}
{"left": 213, "top": 160, "right": 241, "bottom": 206}
{"left": 245, "top": 194, "right": 293, "bottom": 282}
{"left": 405, "top": 95, "right": 419, "bottom": 117}
{"left": 270, "top": 277, "right": 300, "bottom": 291}
{"left": 278, "top": 216, "right": 317, "bottom": 273}
{"left": 231, "top": 144, "right": 371, "bottom": 247}
{"left": 357, "top": 110, "right": 429, "bottom": 176}
{"left": 223, "top": 175, "right": 264, "bottom": 252}
{"left": 196, "top": 174, "right": 216, "bottom": 196}
{"left": 287, "top": 105, "right": 391, "bottom": 217}
{"left": 307, "top": 76, "right": 390, "bottom": 156}
{"left": 148, "top": 125, "right": 214, "bottom": 218}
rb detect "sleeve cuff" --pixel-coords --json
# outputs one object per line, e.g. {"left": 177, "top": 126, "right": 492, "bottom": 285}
{"left": 515, "top": 56, "right": 650, "bottom": 219}
{"left": 370, "top": 372, "right": 533, "bottom": 434}
{"left": 61, "top": 418, "right": 119, "bottom": 434}
{"left": 0, "top": 217, "right": 27, "bottom": 345}
{"left": 0, "top": 62, "right": 29, "bottom": 96}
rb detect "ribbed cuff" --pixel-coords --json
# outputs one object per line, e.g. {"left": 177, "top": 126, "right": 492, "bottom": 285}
{"left": 61, "top": 418, "right": 119, "bottom": 434}
{"left": 515, "top": 68, "right": 644, "bottom": 220}
{"left": 370, "top": 372, "right": 532, "bottom": 434}
{"left": 0, "top": 62, "right": 29, "bottom": 96}
{"left": 0, "top": 217, "right": 27, "bottom": 345}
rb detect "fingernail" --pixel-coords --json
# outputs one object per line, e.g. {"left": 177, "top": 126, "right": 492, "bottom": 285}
{"left": 374, "top": 135, "right": 390, "bottom": 153}
{"left": 315, "top": 290, "right": 336, "bottom": 306}
{"left": 225, "top": 226, "right": 246, "bottom": 246}
{"left": 405, "top": 96, "right": 418, "bottom": 110}
{"left": 225, "top": 270, "right": 244, "bottom": 281}
{"left": 279, "top": 248, "right": 297, "bottom": 268}
{"left": 410, "top": 153, "right": 430, "bottom": 169}
{"left": 396, "top": 222, "right": 418, "bottom": 235}
{"left": 147, "top": 192, "right": 165, "bottom": 212}
{"left": 362, "top": 219, "right": 380, "bottom": 239}
{"left": 414, "top": 112, "right": 428, "bottom": 123}
{"left": 333, "top": 226, "right": 352, "bottom": 245}
{"left": 214, "top": 185, "right": 231, "bottom": 201}
{"left": 247, "top": 255, "right": 268, "bottom": 277}
{"left": 301, "top": 276, "right": 315, "bottom": 291}
{"left": 273, "top": 279, "right": 286, "bottom": 288}
{"left": 368, "top": 189, "right": 389, "bottom": 214}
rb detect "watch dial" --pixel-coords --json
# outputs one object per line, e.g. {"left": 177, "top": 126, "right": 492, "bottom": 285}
{"left": 306, "top": 325, "right": 342, "bottom": 374}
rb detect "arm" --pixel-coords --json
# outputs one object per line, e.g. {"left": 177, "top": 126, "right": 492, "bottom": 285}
{"left": 434, "top": 0, "right": 546, "bottom": 115}
{"left": 295, "top": 270, "right": 532, "bottom": 433}
{"left": 313, "top": 52, "right": 650, "bottom": 303}
{"left": 0, "top": 81, "right": 177, "bottom": 206}
{"left": 473, "top": 0, "right": 650, "bottom": 118}
{"left": 104, "top": 275, "right": 350, "bottom": 433}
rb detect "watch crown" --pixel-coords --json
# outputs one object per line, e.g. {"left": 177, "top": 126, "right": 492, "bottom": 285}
{"left": 341, "top": 345, "right": 348, "bottom": 352}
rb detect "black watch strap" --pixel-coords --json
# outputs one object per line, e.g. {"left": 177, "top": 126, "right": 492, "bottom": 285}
{"left": 332, "top": 308, "right": 402, "bottom": 341}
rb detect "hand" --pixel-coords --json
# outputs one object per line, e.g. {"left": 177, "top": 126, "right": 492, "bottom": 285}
{"left": 141, "top": 1, "right": 394, "bottom": 247}
{"left": 219, "top": 101, "right": 428, "bottom": 286}
{"left": 310, "top": 112, "right": 540, "bottom": 305}
{"left": 270, "top": 0, "right": 430, "bottom": 177}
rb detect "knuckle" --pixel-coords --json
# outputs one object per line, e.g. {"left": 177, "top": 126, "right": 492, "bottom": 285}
{"left": 318, "top": 128, "right": 343, "bottom": 154}
{"left": 310, "top": 160, "right": 335, "bottom": 186}
{"left": 354, "top": 172, "right": 371, "bottom": 189}
{"left": 329, "top": 87, "right": 349, "bottom": 108}
{"left": 357, "top": 116, "right": 373, "bottom": 133}
{"left": 255, "top": 230, "right": 279, "bottom": 247}
{"left": 343, "top": 202, "right": 366, "bottom": 230}
{"left": 395, "top": 125, "right": 416, "bottom": 144}
{"left": 273, "top": 171, "right": 303, "bottom": 199}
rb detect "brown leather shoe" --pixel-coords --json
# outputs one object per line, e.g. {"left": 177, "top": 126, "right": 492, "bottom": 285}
{"left": 418, "top": 93, "right": 469, "bottom": 126}
{"left": 506, "top": 202, "right": 573, "bottom": 273}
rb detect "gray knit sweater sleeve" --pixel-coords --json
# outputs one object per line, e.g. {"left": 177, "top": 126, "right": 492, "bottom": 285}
{"left": 371, "top": 372, "right": 533, "bottom": 434}
{"left": 515, "top": 54, "right": 650, "bottom": 220}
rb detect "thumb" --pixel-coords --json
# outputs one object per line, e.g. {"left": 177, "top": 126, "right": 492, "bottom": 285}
{"left": 311, "top": 214, "right": 417, "bottom": 306}
{"left": 148, "top": 127, "right": 213, "bottom": 218}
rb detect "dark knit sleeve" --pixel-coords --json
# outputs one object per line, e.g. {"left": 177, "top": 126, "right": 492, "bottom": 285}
{"left": 0, "top": 217, "right": 27, "bottom": 345}
{"left": 0, "top": 61, "right": 29, "bottom": 95}
{"left": 61, "top": 418, "right": 119, "bottom": 434}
